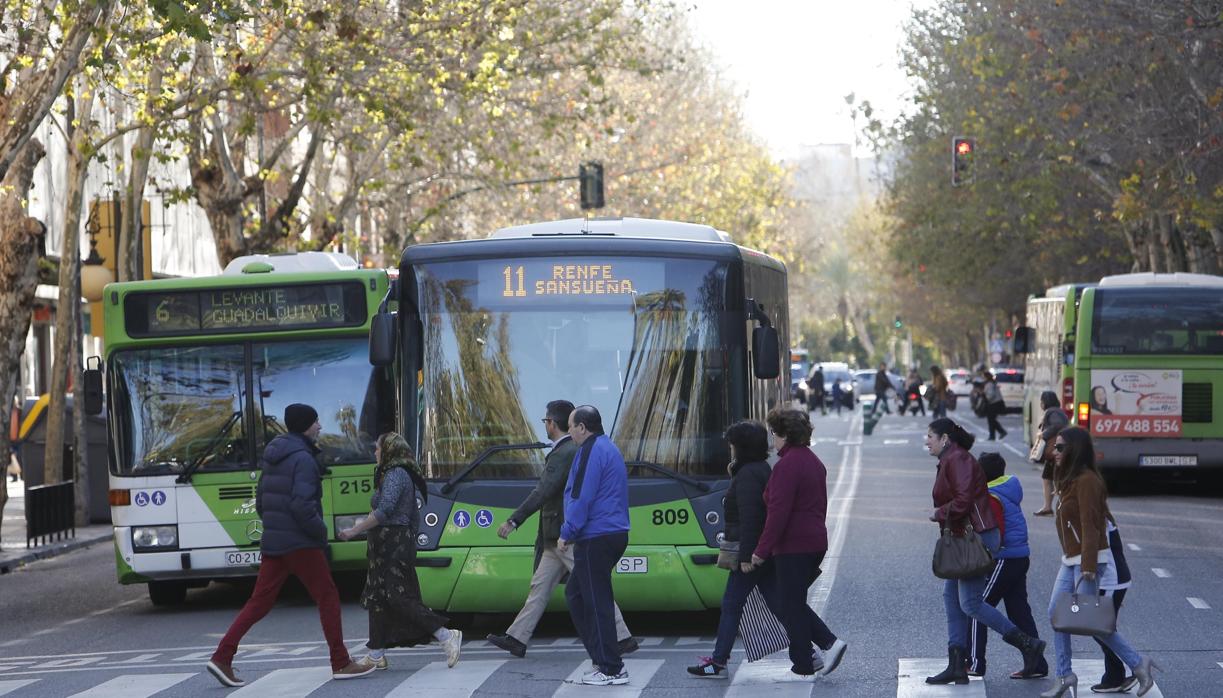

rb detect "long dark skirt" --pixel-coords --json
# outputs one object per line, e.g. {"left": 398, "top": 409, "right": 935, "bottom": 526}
{"left": 361, "top": 525, "right": 448, "bottom": 649}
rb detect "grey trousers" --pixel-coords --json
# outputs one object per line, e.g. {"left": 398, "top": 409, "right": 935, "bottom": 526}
{"left": 505, "top": 542, "right": 631, "bottom": 644}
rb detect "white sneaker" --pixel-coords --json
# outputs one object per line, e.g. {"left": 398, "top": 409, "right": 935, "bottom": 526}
{"left": 442, "top": 629, "right": 462, "bottom": 668}
{"left": 581, "top": 669, "right": 629, "bottom": 685}
{"left": 820, "top": 639, "right": 848, "bottom": 676}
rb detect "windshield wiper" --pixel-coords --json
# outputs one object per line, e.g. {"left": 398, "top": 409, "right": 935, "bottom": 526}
{"left": 176, "top": 410, "right": 243, "bottom": 484}
{"left": 626, "top": 460, "right": 710, "bottom": 492}
{"left": 440, "top": 442, "right": 548, "bottom": 495}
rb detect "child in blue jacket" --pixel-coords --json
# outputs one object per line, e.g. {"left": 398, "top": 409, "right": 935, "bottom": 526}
{"left": 967, "top": 452, "right": 1049, "bottom": 679}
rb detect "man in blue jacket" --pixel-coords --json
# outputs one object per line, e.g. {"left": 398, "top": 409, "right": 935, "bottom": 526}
{"left": 557, "top": 405, "right": 631, "bottom": 686}
{"left": 207, "top": 404, "right": 373, "bottom": 687}
{"left": 967, "top": 452, "right": 1048, "bottom": 679}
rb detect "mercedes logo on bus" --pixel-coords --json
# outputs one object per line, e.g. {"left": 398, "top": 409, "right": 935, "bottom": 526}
{"left": 246, "top": 520, "right": 264, "bottom": 542}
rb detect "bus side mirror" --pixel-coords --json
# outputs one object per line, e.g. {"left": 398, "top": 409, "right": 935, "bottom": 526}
{"left": 752, "top": 326, "right": 780, "bottom": 379}
{"left": 369, "top": 313, "right": 397, "bottom": 367}
{"left": 84, "top": 356, "right": 104, "bottom": 415}
{"left": 1012, "top": 326, "right": 1035, "bottom": 354}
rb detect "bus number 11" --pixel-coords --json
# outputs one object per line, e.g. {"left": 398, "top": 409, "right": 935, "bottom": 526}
{"left": 503, "top": 266, "right": 527, "bottom": 297}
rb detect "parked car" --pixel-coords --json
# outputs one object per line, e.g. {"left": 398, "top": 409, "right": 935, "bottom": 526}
{"left": 791, "top": 363, "right": 809, "bottom": 404}
{"left": 947, "top": 368, "right": 974, "bottom": 396}
{"left": 990, "top": 367, "right": 1025, "bottom": 413}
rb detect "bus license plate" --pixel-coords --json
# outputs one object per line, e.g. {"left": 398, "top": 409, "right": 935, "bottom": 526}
{"left": 1138, "top": 455, "right": 1197, "bottom": 467}
{"left": 225, "top": 550, "right": 262, "bottom": 566}
{"left": 616, "top": 556, "right": 647, "bottom": 574}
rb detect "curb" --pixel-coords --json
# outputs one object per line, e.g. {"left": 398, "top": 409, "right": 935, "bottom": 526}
{"left": 0, "top": 531, "right": 112, "bottom": 575}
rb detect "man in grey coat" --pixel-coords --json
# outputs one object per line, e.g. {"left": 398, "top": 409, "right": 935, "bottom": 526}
{"left": 485, "top": 400, "right": 635, "bottom": 658}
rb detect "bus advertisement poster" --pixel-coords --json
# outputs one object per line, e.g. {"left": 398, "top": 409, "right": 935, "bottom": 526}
{"left": 1088, "top": 369, "right": 1182, "bottom": 437}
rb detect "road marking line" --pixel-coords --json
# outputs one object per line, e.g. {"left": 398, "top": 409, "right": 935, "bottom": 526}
{"left": 1151, "top": 568, "right": 1170, "bottom": 578}
{"left": 0, "top": 680, "right": 38, "bottom": 696}
{"left": 553, "top": 659, "right": 663, "bottom": 696}
{"left": 725, "top": 657, "right": 816, "bottom": 696}
{"left": 67, "top": 672, "right": 194, "bottom": 698}
{"left": 1073, "top": 661, "right": 1163, "bottom": 697}
{"left": 99, "top": 654, "right": 162, "bottom": 666}
{"left": 1217, "top": 661, "right": 1223, "bottom": 670}
{"left": 385, "top": 659, "right": 505, "bottom": 697}
{"left": 230, "top": 666, "right": 331, "bottom": 697}
{"left": 1188, "top": 597, "right": 1211, "bottom": 609}
{"left": 883, "top": 439, "right": 909, "bottom": 445}
{"left": 897, "top": 658, "right": 986, "bottom": 696}
{"left": 1128, "top": 543, "right": 1141, "bottom": 552}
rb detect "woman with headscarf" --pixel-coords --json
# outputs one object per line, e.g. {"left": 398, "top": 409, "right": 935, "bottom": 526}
{"left": 339, "top": 432, "right": 462, "bottom": 670}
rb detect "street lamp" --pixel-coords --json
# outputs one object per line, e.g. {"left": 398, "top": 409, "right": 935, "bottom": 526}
{"left": 80, "top": 204, "right": 114, "bottom": 303}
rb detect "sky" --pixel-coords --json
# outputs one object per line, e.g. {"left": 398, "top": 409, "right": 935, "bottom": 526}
{"left": 685, "top": 0, "right": 929, "bottom": 159}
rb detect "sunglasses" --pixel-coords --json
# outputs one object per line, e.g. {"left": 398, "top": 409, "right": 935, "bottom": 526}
{"left": 1053, "top": 443, "right": 1066, "bottom": 453}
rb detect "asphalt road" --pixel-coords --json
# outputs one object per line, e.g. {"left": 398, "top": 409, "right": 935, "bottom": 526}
{"left": 0, "top": 408, "right": 1219, "bottom": 697}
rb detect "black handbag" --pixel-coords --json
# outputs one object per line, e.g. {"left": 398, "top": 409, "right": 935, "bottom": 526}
{"left": 716, "top": 541, "right": 739, "bottom": 570}
{"left": 932, "top": 525, "right": 994, "bottom": 579}
{"left": 1051, "top": 575, "right": 1117, "bottom": 636}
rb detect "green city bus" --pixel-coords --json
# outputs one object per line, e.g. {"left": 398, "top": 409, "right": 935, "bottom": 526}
{"left": 86, "top": 252, "right": 394, "bottom": 605}
{"left": 369, "top": 217, "right": 788, "bottom": 612}
{"left": 1069, "top": 272, "right": 1223, "bottom": 482}
{"left": 1014, "top": 283, "right": 1094, "bottom": 446}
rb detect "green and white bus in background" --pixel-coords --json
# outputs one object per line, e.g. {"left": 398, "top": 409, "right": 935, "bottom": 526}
{"left": 86, "top": 253, "right": 394, "bottom": 605}
{"left": 368, "top": 217, "right": 788, "bottom": 612}
{"left": 1068, "top": 272, "right": 1223, "bottom": 483}
{"left": 1014, "top": 283, "right": 1094, "bottom": 445}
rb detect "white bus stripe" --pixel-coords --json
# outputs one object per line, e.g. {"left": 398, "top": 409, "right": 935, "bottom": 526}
{"left": 553, "top": 659, "right": 663, "bottom": 697}
{"left": 384, "top": 660, "right": 504, "bottom": 697}
{"left": 67, "top": 673, "right": 194, "bottom": 698}
{"left": 897, "top": 659, "right": 986, "bottom": 697}
{"left": 0, "top": 680, "right": 38, "bottom": 696}
{"left": 230, "top": 666, "right": 332, "bottom": 697}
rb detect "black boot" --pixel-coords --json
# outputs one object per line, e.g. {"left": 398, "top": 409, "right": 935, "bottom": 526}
{"left": 926, "top": 644, "right": 969, "bottom": 685}
{"left": 1003, "top": 629, "right": 1046, "bottom": 676}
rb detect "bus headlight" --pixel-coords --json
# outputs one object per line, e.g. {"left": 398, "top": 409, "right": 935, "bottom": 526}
{"left": 334, "top": 515, "right": 366, "bottom": 539}
{"left": 132, "top": 525, "right": 178, "bottom": 551}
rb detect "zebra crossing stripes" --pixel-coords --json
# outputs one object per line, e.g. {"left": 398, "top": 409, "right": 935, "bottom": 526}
{"left": 0, "top": 679, "right": 38, "bottom": 696}
{"left": 896, "top": 659, "right": 986, "bottom": 697}
{"left": 229, "top": 666, "right": 332, "bottom": 697}
{"left": 67, "top": 673, "right": 194, "bottom": 698}
{"left": 553, "top": 659, "right": 664, "bottom": 697}
{"left": 725, "top": 657, "right": 815, "bottom": 697}
{"left": 383, "top": 660, "right": 505, "bottom": 697}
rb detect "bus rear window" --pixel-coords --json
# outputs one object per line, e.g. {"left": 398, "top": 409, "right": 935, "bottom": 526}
{"left": 1091, "top": 288, "right": 1223, "bottom": 355}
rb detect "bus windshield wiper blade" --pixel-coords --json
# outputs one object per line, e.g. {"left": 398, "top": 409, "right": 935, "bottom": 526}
{"left": 176, "top": 410, "right": 243, "bottom": 484}
{"left": 626, "top": 461, "right": 710, "bottom": 492}
{"left": 441, "top": 442, "right": 548, "bottom": 495}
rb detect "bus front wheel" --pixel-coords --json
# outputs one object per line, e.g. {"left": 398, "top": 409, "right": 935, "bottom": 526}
{"left": 148, "top": 581, "right": 188, "bottom": 606}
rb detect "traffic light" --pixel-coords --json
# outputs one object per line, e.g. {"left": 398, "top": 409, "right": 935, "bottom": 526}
{"left": 952, "top": 137, "right": 975, "bottom": 187}
{"left": 579, "top": 161, "right": 604, "bottom": 210}
{"left": 893, "top": 315, "right": 903, "bottom": 329}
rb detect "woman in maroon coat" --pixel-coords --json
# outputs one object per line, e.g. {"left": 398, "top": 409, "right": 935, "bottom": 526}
{"left": 924, "top": 418, "right": 1045, "bottom": 685}
{"left": 748, "top": 408, "right": 848, "bottom": 677}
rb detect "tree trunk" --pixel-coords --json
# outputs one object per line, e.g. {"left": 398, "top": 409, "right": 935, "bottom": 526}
{"left": 44, "top": 90, "right": 95, "bottom": 487}
{"left": 1211, "top": 227, "right": 1223, "bottom": 273}
{"left": 0, "top": 140, "right": 47, "bottom": 516}
{"left": 119, "top": 62, "right": 165, "bottom": 282}
{"left": 1157, "top": 214, "right": 1187, "bottom": 272}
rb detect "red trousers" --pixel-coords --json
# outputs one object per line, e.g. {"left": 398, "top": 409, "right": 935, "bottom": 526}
{"left": 212, "top": 548, "right": 351, "bottom": 671}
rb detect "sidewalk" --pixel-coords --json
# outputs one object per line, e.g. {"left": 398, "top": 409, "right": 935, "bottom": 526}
{"left": 1, "top": 476, "right": 113, "bottom": 574}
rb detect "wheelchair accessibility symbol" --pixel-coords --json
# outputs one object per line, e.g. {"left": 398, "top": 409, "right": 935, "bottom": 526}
{"left": 475, "top": 509, "right": 493, "bottom": 528}
{"left": 452, "top": 510, "right": 471, "bottom": 529}
{"left": 134, "top": 491, "right": 150, "bottom": 507}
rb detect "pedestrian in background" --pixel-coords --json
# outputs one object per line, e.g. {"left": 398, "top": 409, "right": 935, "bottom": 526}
{"left": 831, "top": 378, "right": 847, "bottom": 415}
{"left": 338, "top": 432, "right": 462, "bottom": 670}
{"left": 1033, "top": 390, "right": 1068, "bottom": 517}
{"left": 903, "top": 369, "right": 927, "bottom": 416}
{"left": 1043, "top": 427, "right": 1160, "bottom": 698}
{"left": 924, "top": 418, "right": 1044, "bottom": 686}
{"left": 980, "top": 370, "right": 1008, "bottom": 440}
{"left": 929, "top": 365, "right": 949, "bottom": 419}
{"left": 688, "top": 420, "right": 782, "bottom": 679}
{"left": 807, "top": 365, "right": 826, "bottom": 416}
{"left": 559, "top": 405, "right": 632, "bottom": 686}
{"left": 750, "top": 408, "right": 848, "bottom": 678}
{"left": 207, "top": 404, "right": 374, "bottom": 688}
{"left": 487, "top": 400, "right": 635, "bottom": 659}
{"left": 870, "top": 362, "right": 893, "bottom": 416}
{"left": 966, "top": 452, "right": 1047, "bottom": 679}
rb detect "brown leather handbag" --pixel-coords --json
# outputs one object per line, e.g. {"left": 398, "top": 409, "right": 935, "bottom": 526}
{"left": 932, "top": 525, "right": 994, "bottom": 579}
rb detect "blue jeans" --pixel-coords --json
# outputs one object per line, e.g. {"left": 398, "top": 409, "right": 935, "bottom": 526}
{"left": 1048, "top": 563, "right": 1141, "bottom": 678}
{"left": 943, "top": 529, "right": 1020, "bottom": 647}
{"left": 711, "top": 563, "right": 783, "bottom": 665}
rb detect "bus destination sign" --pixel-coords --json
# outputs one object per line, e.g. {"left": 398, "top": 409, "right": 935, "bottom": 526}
{"left": 476, "top": 259, "right": 665, "bottom": 307}
{"left": 125, "top": 282, "right": 367, "bottom": 337}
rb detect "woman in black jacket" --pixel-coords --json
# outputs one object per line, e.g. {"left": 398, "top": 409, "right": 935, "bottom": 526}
{"left": 687, "top": 420, "right": 778, "bottom": 679}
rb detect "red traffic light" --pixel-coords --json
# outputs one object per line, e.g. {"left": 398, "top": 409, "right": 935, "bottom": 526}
{"left": 956, "top": 140, "right": 973, "bottom": 155}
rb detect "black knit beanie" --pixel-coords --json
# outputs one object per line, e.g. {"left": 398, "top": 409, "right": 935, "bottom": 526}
{"left": 285, "top": 403, "right": 319, "bottom": 434}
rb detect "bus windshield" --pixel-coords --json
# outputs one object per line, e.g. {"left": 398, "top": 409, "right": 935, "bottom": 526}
{"left": 110, "top": 337, "right": 390, "bottom": 475}
{"left": 1091, "top": 288, "right": 1223, "bottom": 356}
{"left": 414, "top": 256, "right": 731, "bottom": 478}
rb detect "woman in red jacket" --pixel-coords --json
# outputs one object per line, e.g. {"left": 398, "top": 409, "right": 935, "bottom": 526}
{"left": 748, "top": 408, "right": 848, "bottom": 678}
{"left": 924, "top": 418, "right": 1045, "bottom": 685}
